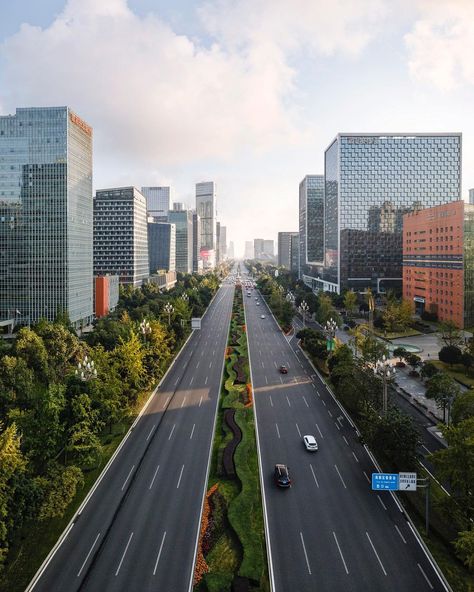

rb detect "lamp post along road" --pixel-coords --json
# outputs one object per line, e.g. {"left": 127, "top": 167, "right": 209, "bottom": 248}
{"left": 76, "top": 355, "right": 97, "bottom": 382}
{"left": 139, "top": 319, "right": 151, "bottom": 342}
{"left": 164, "top": 302, "right": 174, "bottom": 326}
{"left": 299, "top": 299, "right": 309, "bottom": 328}
{"left": 374, "top": 355, "right": 395, "bottom": 416}
{"left": 325, "top": 317, "right": 337, "bottom": 352}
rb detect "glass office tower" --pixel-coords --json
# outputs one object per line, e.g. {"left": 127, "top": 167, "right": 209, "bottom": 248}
{"left": 323, "top": 133, "right": 461, "bottom": 293}
{"left": 0, "top": 106, "right": 93, "bottom": 328}
{"left": 298, "top": 174, "right": 324, "bottom": 284}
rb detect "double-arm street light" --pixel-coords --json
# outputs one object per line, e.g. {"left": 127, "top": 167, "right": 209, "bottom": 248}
{"left": 76, "top": 354, "right": 97, "bottom": 381}
{"left": 140, "top": 319, "right": 151, "bottom": 342}
{"left": 324, "top": 317, "right": 337, "bottom": 352}
{"left": 374, "top": 355, "right": 395, "bottom": 416}
{"left": 286, "top": 291, "right": 295, "bottom": 305}
{"left": 298, "top": 300, "right": 309, "bottom": 328}
{"left": 181, "top": 293, "right": 189, "bottom": 303}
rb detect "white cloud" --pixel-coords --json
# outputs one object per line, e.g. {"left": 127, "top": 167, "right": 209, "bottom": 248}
{"left": 0, "top": 0, "right": 389, "bottom": 170}
{"left": 405, "top": 0, "right": 474, "bottom": 91}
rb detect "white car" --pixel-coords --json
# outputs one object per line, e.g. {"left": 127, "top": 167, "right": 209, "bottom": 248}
{"left": 261, "top": 314, "right": 266, "bottom": 319}
{"left": 303, "top": 435, "right": 318, "bottom": 451}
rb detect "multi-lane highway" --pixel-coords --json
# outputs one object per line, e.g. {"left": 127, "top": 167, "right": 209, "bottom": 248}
{"left": 244, "top": 283, "right": 450, "bottom": 592}
{"left": 27, "top": 283, "right": 234, "bottom": 592}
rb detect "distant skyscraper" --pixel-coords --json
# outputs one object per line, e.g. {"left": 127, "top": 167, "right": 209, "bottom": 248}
{"left": 263, "top": 240, "right": 274, "bottom": 257}
{"left": 216, "top": 221, "right": 221, "bottom": 264}
{"left": 219, "top": 225, "right": 227, "bottom": 260}
{"left": 323, "top": 133, "right": 461, "bottom": 293}
{"left": 94, "top": 187, "right": 149, "bottom": 286}
{"left": 278, "top": 232, "right": 298, "bottom": 269}
{"left": 147, "top": 221, "right": 176, "bottom": 273}
{"left": 290, "top": 233, "right": 299, "bottom": 272}
{"left": 0, "top": 106, "right": 94, "bottom": 328}
{"left": 228, "top": 241, "right": 235, "bottom": 260}
{"left": 196, "top": 181, "right": 217, "bottom": 268}
{"left": 299, "top": 175, "right": 324, "bottom": 283}
{"left": 192, "top": 212, "right": 202, "bottom": 273}
{"left": 469, "top": 188, "right": 474, "bottom": 205}
{"left": 169, "top": 205, "right": 193, "bottom": 273}
{"left": 141, "top": 186, "right": 172, "bottom": 221}
{"left": 254, "top": 238, "right": 264, "bottom": 260}
{"left": 244, "top": 241, "right": 254, "bottom": 259}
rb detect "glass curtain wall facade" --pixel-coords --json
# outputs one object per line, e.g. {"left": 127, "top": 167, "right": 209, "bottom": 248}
{"left": 299, "top": 174, "right": 324, "bottom": 284}
{"left": 168, "top": 208, "right": 193, "bottom": 273}
{"left": 0, "top": 106, "right": 93, "bottom": 327}
{"left": 324, "top": 133, "right": 462, "bottom": 293}
{"left": 141, "top": 186, "right": 172, "bottom": 221}
{"left": 147, "top": 221, "right": 176, "bottom": 274}
{"left": 196, "top": 181, "right": 216, "bottom": 250}
{"left": 93, "top": 187, "right": 149, "bottom": 286}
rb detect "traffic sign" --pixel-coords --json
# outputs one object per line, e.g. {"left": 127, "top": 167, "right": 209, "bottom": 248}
{"left": 371, "top": 473, "right": 399, "bottom": 491}
{"left": 399, "top": 472, "right": 417, "bottom": 491}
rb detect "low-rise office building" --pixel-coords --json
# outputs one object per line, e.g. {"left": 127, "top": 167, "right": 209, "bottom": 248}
{"left": 95, "top": 275, "right": 119, "bottom": 318}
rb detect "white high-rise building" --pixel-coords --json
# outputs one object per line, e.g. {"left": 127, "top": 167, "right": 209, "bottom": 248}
{"left": 141, "top": 186, "right": 173, "bottom": 220}
{"left": 196, "top": 181, "right": 217, "bottom": 268}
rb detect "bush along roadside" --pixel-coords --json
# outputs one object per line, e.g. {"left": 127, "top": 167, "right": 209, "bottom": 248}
{"left": 193, "top": 286, "right": 269, "bottom": 592}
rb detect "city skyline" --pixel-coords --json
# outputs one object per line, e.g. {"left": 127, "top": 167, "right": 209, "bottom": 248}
{"left": 1, "top": 0, "right": 474, "bottom": 256}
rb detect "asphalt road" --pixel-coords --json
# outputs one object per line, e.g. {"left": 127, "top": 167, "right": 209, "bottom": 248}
{"left": 28, "top": 283, "right": 234, "bottom": 592}
{"left": 244, "top": 283, "right": 449, "bottom": 592}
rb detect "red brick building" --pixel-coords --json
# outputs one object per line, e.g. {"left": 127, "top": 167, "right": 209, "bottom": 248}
{"left": 94, "top": 276, "right": 119, "bottom": 318}
{"left": 403, "top": 200, "right": 474, "bottom": 328}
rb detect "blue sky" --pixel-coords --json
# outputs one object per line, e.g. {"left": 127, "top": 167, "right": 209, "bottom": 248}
{"left": 1, "top": 0, "right": 474, "bottom": 256}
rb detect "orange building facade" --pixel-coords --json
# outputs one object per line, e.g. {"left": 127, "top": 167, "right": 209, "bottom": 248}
{"left": 94, "top": 276, "right": 119, "bottom": 318}
{"left": 403, "top": 200, "right": 474, "bottom": 328}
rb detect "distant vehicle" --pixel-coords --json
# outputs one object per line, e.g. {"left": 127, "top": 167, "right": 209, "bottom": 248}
{"left": 303, "top": 435, "right": 318, "bottom": 452}
{"left": 261, "top": 314, "right": 266, "bottom": 319}
{"left": 256, "top": 302, "right": 260, "bottom": 306}
{"left": 279, "top": 365, "right": 288, "bottom": 374}
{"left": 274, "top": 464, "right": 291, "bottom": 488}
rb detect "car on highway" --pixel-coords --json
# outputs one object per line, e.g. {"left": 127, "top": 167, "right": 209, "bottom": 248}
{"left": 303, "top": 435, "right": 318, "bottom": 452}
{"left": 261, "top": 314, "right": 266, "bottom": 319}
{"left": 279, "top": 365, "right": 288, "bottom": 374}
{"left": 274, "top": 464, "right": 291, "bottom": 488}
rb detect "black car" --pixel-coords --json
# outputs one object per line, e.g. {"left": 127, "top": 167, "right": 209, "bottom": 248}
{"left": 279, "top": 365, "right": 288, "bottom": 374}
{"left": 274, "top": 464, "right": 291, "bottom": 488}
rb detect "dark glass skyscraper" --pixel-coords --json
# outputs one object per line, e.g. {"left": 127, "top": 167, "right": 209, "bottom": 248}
{"left": 323, "top": 133, "right": 461, "bottom": 293}
{"left": 298, "top": 175, "right": 324, "bottom": 284}
{"left": 0, "top": 106, "right": 93, "bottom": 328}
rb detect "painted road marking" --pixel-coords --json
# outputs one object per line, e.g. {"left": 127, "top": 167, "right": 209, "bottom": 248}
{"left": 295, "top": 423, "right": 301, "bottom": 437}
{"left": 377, "top": 495, "right": 387, "bottom": 510}
{"left": 168, "top": 424, "right": 176, "bottom": 440}
{"left": 181, "top": 396, "right": 187, "bottom": 408}
{"left": 363, "top": 471, "right": 371, "bottom": 484}
{"left": 302, "top": 396, "right": 309, "bottom": 408}
{"left": 176, "top": 464, "right": 185, "bottom": 489}
{"left": 115, "top": 532, "right": 134, "bottom": 576}
{"left": 334, "top": 422, "right": 340, "bottom": 431}
{"left": 310, "top": 464, "right": 319, "bottom": 488}
{"left": 205, "top": 376, "right": 208, "bottom": 385}
{"left": 286, "top": 395, "right": 292, "bottom": 407}
{"left": 121, "top": 465, "right": 135, "bottom": 491}
{"left": 333, "top": 531, "right": 349, "bottom": 574}
{"left": 395, "top": 525, "right": 407, "bottom": 544}
{"left": 352, "top": 452, "right": 359, "bottom": 463}
{"left": 269, "top": 396, "right": 274, "bottom": 407}
{"left": 275, "top": 424, "right": 281, "bottom": 439}
{"left": 417, "top": 563, "right": 434, "bottom": 589}
{"left": 153, "top": 532, "right": 167, "bottom": 575}
{"left": 366, "top": 532, "right": 387, "bottom": 576}
{"left": 163, "top": 396, "right": 170, "bottom": 409}
{"left": 77, "top": 532, "right": 101, "bottom": 577}
{"left": 315, "top": 423, "right": 323, "bottom": 439}
{"left": 146, "top": 425, "right": 156, "bottom": 441}
{"left": 300, "top": 532, "right": 312, "bottom": 575}
{"left": 149, "top": 464, "right": 160, "bottom": 489}
{"left": 343, "top": 436, "right": 349, "bottom": 446}
{"left": 199, "top": 396, "right": 203, "bottom": 407}
{"left": 335, "top": 465, "right": 347, "bottom": 489}
{"left": 190, "top": 424, "right": 196, "bottom": 439}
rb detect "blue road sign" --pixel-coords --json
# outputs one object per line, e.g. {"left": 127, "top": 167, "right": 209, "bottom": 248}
{"left": 371, "top": 473, "right": 399, "bottom": 491}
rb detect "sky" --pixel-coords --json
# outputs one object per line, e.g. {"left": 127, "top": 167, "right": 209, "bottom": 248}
{"left": 1, "top": 0, "right": 474, "bottom": 257}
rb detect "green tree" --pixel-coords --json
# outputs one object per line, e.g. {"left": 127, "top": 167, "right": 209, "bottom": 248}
{"left": 454, "top": 529, "right": 474, "bottom": 571}
{"left": 439, "top": 320, "right": 464, "bottom": 348}
{"left": 425, "top": 373, "right": 461, "bottom": 424}
{"left": 405, "top": 353, "right": 422, "bottom": 373}
{"left": 393, "top": 347, "right": 408, "bottom": 363}
{"left": 317, "top": 294, "right": 341, "bottom": 326}
{"left": 398, "top": 299, "right": 414, "bottom": 331}
{"left": 343, "top": 290, "right": 358, "bottom": 318}
{"left": 37, "top": 464, "right": 84, "bottom": 520}
{"left": 420, "top": 361, "right": 440, "bottom": 381}
{"left": 111, "top": 331, "right": 146, "bottom": 404}
{"left": 13, "top": 328, "right": 49, "bottom": 384}
{"left": 0, "top": 423, "right": 27, "bottom": 569}
{"left": 451, "top": 390, "right": 474, "bottom": 425}
{"left": 34, "top": 321, "right": 83, "bottom": 382}
{"left": 359, "top": 334, "right": 388, "bottom": 366}
{"left": 438, "top": 345, "right": 463, "bottom": 367}
{"left": 0, "top": 356, "right": 34, "bottom": 420}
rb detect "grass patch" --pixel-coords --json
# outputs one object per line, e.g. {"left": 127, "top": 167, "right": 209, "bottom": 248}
{"left": 431, "top": 361, "right": 474, "bottom": 388}
{"left": 204, "top": 533, "right": 241, "bottom": 592}
{"left": 373, "top": 328, "right": 422, "bottom": 340}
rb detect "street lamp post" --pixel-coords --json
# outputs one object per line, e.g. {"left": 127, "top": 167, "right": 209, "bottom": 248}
{"left": 299, "top": 300, "right": 309, "bottom": 328}
{"left": 164, "top": 302, "right": 174, "bottom": 326}
{"left": 75, "top": 354, "right": 97, "bottom": 381}
{"left": 324, "top": 317, "right": 337, "bottom": 352}
{"left": 286, "top": 291, "right": 295, "bottom": 306}
{"left": 181, "top": 293, "right": 189, "bottom": 304}
{"left": 374, "top": 355, "right": 395, "bottom": 416}
{"left": 139, "top": 319, "right": 151, "bottom": 342}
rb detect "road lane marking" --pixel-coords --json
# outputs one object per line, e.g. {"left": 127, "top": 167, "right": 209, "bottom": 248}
{"left": 213, "top": 350, "right": 215, "bottom": 355}
{"left": 417, "top": 563, "right": 434, "bottom": 589}
{"left": 265, "top": 376, "right": 268, "bottom": 384}
{"left": 163, "top": 396, "right": 170, "bottom": 409}
{"left": 115, "top": 532, "right": 134, "bottom": 576}
{"left": 269, "top": 396, "right": 274, "bottom": 407}
{"left": 422, "top": 444, "right": 431, "bottom": 454}
{"left": 334, "top": 465, "right": 347, "bottom": 489}
{"left": 315, "top": 423, "right": 323, "bottom": 439}
{"left": 333, "top": 532, "right": 349, "bottom": 574}
{"left": 77, "top": 532, "right": 101, "bottom": 577}
{"left": 328, "top": 410, "right": 333, "bottom": 417}
{"left": 196, "top": 362, "right": 200, "bottom": 369}
{"left": 394, "top": 524, "right": 407, "bottom": 544}
{"left": 205, "top": 376, "right": 208, "bottom": 385}
{"left": 176, "top": 464, "right": 185, "bottom": 488}
{"left": 300, "top": 532, "right": 312, "bottom": 575}
{"left": 286, "top": 396, "right": 292, "bottom": 407}
{"left": 274, "top": 361, "right": 277, "bottom": 368}
{"left": 199, "top": 396, "right": 203, "bottom": 407}
{"left": 275, "top": 424, "right": 281, "bottom": 439}
{"left": 190, "top": 377, "right": 194, "bottom": 385}
{"left": 174, "top": 378, "right": 179, "bottom": 386}
{"left": 363, "top": 471, "right": 371, "bottom": 484}
{"left": 149, "top": 464, "right": 160, "bottom": 489}
{"left": 280, "top": 376, "right": 283, "bottom": 384}
{"left": 352, "top": 451, "right": 359, "bottom": 463}
{"left": 322, "top": 400, "right": 326, "bottom": 406}
{"left": 153, "top": 531, "right": 167, "bottom": 575}
{"left": 295, "top": 423, "right": 301, "bottom": 437}
{"left": 146, "top": 425, "right": 156, "bottom": 441}
{"left": 366, "top": 532, "right": 387, "bottom": 576}
{"left": 209, "top": 361, "right": 212, "bottom": 368}
{"left": 181, "top": 396, "right": 187, "bottom": 408}
{"left": 377, "top": 495, "right": 387, "bottom": 510}
{"left": 311, "top": 383, "right": 316, "bottom": 389}
{"left": 310, "top": 464, "right": 319, "bottom": 488}
{"left": 343, "top": 436, "right": 349, "bottom": 446}
{"left": 168, "top": 424, "right": 176, "bottom": 440}
{"left": 334, "top": 422, "right": 340, "bottom": 431}
{"left": 261, "top": 361, "right": 265, "bottom": 368}
{"left": 302, "top": 396, "right": 309, "bottom": 408}
{"left": 190, "top": 424, "right": 196, "bottom": 439}
{"left": 201, "top": 351, "right": 204, "bottom": 356}
{"left": 121, "top": 465, "right": 135, "bottom": 491}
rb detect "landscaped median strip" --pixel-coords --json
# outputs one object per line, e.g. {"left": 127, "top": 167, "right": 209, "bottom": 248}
{"left": 193, "top": 284, "right": 269, "bottom": 592}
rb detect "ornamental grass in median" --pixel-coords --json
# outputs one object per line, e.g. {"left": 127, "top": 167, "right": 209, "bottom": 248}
{"left": 194, "top": 287, "right": 269, "bottom": 592}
